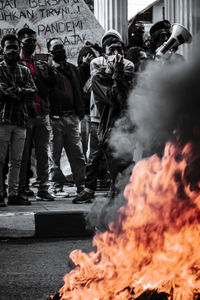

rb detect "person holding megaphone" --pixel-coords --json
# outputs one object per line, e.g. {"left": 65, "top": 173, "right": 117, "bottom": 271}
{"left": 149, "top": 20, "right": 192, "bottom": 62}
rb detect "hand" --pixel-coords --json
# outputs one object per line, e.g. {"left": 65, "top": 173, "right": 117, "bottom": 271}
{"left": 47, "top": 53, "right": 53, "bottom": 67}
{"left": 84, "top": 40, "right": 93, "bottom": 47}
{"left": 82, "top": 53, "right": 94, "bottom": 65}
{"left": 113, "top": 54, "right": 124, "bottom": 71}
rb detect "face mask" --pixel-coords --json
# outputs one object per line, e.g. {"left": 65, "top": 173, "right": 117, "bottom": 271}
{"left": 106, "top": 55, "right": 116, "bottom": 70}
{"left": 22, "top": 43, "right": 36, "bottom": 55}
{"left": 4, "top": 50, "right": 20, "bottom": 64}
{"left": 51, "top": 48, "right": 66, "bottom": 63}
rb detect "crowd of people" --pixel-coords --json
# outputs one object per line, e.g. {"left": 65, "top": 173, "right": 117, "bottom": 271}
{"left": 0, "top": 19, "right": 184, "bottom": 208}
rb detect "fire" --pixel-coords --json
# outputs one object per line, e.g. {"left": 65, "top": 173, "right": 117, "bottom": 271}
{"left": 57, "top": 140, "right": 200, "bottom": 300}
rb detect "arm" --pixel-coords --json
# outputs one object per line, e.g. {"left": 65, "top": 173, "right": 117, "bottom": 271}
{"left": 92, "top": 57, "right": 134, "bottom": 108}
{"left": 18, "top": 67, "right": 37, "bottom": 99}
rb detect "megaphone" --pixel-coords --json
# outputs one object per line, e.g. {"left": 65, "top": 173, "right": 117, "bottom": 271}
{"left": 156, "top": 23, "right": 192, "bottom": 57}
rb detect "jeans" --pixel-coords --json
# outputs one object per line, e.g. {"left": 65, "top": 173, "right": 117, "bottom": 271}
{"left": 80, "top": 115, "right": 90, "bottom": 162}
{"left": 50, "top": 114, "right": 85, "bottom": 188}
{"left": 18, "top": 115, "right": 51, "bottom": 193}
{"left": 0, "top": 124, "right": 26, "bottom": 196}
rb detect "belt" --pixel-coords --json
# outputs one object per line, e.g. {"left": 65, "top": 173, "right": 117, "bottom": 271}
{"left": 51, "top": 110, "right": 74, "bottom": 119}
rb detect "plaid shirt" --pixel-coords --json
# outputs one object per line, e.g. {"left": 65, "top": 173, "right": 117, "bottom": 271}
{"left": 0, "top": 60, "right": 37, "bottom": 127}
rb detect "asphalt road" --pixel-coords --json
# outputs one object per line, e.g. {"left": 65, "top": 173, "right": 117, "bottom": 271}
{"left": 0, "top": 237, "right": 92, "bottom": 300}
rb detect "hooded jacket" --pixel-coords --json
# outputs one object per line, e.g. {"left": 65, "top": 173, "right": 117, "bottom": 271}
{"left": 92, "top": 59, "right": 134, "bottom": 145}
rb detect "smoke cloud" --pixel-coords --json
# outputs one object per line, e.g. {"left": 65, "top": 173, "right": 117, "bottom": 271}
{"left": 87, "top": 46, "right": 200, "bottom": 232}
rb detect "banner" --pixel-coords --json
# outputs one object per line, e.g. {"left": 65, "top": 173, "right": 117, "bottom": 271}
{"left": 0, "top": 0, "right": 104, "bottom": 63}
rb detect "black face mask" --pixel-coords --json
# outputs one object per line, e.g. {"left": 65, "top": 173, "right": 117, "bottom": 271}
{"left": 51, "top": 48, "right": 66, "bottom": 63}
{"left": 4, "top": 50, "right": 20, "bottom": 64}
{"left": 22, "top": 43, "right": 36, "bottom": 55}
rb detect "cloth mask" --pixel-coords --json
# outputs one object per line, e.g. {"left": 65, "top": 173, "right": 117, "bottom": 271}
{"left": 4, "top": 50, "right": 20, "bottom": 64}
{"left": 52, "top": 48, "right": 66, "bottom": 63}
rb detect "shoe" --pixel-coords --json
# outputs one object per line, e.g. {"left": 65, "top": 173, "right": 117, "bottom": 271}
{"left": 53, "top": 185, "right": 63, "bottom": 193}
{"left": 72, "top": 190, "right": 94, "bottom": 204}
{"left": 76, "top": 186, "right": 84, "bottom": 196}
{"left": 0, "top": 195, "right": 6, "bottom": 207}
{"left": 24, "top": 187, "right": 34, "bottom": 197}
{"left": 18, "top": 192, "right": 29, "bottom": 201}
{"left": 36, "top": 191, "right": 55, "bottom": 201}
{"left": 7, "top": 195, "right": 31, "bottom": 205}
{"left": 53, "top": 186, "right": 69, "bottom": 197}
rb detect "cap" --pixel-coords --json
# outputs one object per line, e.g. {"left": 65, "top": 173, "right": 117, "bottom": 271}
{"left": 131, "top": 22, "right": 145, "bottom": 33}
{"left": 150, "top": 20, "right": 171, "bottom": 38}
{"left": 101, "top": 29, "right": 122, "bottom": 46}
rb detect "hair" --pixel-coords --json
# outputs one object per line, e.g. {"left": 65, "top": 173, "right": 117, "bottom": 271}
{"left": 46, "top": 38, "right": 63, "bottom": 51}
{"left": 1, "top": 34, "right": 20, "bottom": 48}
{"left": 126, "top": 47, "right": 145, "bottom": 64}
{"left": 17, "top": 27, "right": 36, "bottom": 40}
{"left": 77, "top": 46, "right": 96, "bottom": 66}
{"left": 102, "top": 36, "right": 124, "bottom": 53}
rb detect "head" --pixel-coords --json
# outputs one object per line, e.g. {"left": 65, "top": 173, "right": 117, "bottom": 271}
{"left": 126, "top": 47, "right": 147, "bottom": 72}
{"left": 129, "top": 21, "right": 145, "bottom": 48}
{"left": 77, "top": 46, "right": 96, "bottom": 66}
{"left": 150, "top": 20, "right": 171, "bottom": 54}
{"left": 102, "top": 37, "right": 124, "bottom": 56}
{"left": 1, "top": 34, "right": 20, "bottom": 65}
{"left": 17, "top": 27, "right": 37, "bottom": 57}
{"left": 101, "top": 29, "right": 122, "bottom": 47}
{"left": 47, "top": 38, "right": 66, "bottom": 64}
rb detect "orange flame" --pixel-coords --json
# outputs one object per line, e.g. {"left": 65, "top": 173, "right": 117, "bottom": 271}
{"left": 58, "top": 141, "right": 200, "bottom": 299}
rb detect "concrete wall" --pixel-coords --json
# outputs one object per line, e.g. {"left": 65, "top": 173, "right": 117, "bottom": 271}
{"left": 94, "top": 0, "right": 128, "bottom": 43}
{"left": 153, "top": 0, "right": 164, "bottom": 23}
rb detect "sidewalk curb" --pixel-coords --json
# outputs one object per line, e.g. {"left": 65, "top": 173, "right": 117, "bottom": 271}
{"left": 0, "top": 211, "right": 93, "bottom": 239}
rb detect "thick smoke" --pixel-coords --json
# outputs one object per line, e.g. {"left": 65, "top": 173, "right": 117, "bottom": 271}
{"left": 128, "top": 55, "right": 200, "bottom": 155}
{"left": 87, "top": 46, "right": 200, "bottom": 232}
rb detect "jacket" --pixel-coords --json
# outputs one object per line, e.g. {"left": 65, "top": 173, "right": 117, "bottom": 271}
{"left": 92, "top": 62, "right": 134, "bottom": 145}
{"left": 19, "top": 58, "right": 56, "bottom": 116}
{"left": 49, "top": 61, "right": 84, "bottom": 118}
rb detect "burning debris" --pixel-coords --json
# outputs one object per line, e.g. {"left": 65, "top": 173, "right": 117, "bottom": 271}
{"left": 50, "top": 52, "right": 200, "bottom": 299}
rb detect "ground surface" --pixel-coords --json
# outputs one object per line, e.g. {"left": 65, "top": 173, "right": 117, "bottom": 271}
{"left": 0, "top": 237, "right": 92, "bottom": 300}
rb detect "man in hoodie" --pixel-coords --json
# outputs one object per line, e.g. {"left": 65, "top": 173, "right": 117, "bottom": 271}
{"left": 73, "top": 29, "right": 134, "bottom": 204}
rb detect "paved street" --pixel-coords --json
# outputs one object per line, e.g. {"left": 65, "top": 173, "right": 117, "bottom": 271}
{"left": 0, "top": 237, "right": 92, "bottom": 300}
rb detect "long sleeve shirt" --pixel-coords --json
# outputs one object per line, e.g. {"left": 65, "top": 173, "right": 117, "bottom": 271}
{"left": 0, "top": 60, "right": 37, "bottom": 127}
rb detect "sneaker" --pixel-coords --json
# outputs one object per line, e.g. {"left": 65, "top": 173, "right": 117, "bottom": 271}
{"left": 18, "top": 192, "right": 29, "bottom": 201}
{"left": 53, "top": 187, "right": 69, "bottom": 198}
{"left": 72, "top": 190, "right": 94, "bottom": 204}
{"left": 24, "top": 187, "right": 34, "bottom": 197}
{"left": 76, "top": 186, "right": 84, "bottom": 196}
{"left": 36, "top": 191, "right": 55, "bottom": 201}
{"left": 0, "top": 195, "right": 6, "bottom": 207}
{"left": 7, "top": 195, "right": 31, "bottom": 206}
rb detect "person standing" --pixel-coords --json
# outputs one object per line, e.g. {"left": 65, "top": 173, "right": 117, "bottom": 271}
{"left": 0, "top": 34, "right": 37, "bottom": 207}
{"left": 47, "top": 38, "right": 86, "bottom": 196}
{"left": 17, "top": 27, "right": 55, "bottom": 201}
{"left": 73, "top": 30, "right": 134, "bottom": 204}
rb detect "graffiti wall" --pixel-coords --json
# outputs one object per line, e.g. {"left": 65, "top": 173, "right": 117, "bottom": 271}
{"left": 0, "top": 0, "right": 104, "bottom": 63}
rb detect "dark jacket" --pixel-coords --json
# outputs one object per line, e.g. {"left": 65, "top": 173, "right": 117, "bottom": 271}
{"left": 78, "top": 61, "right": 91, "bottom": 115}
{"left": 49, "top": 61, "right": 84, "bottom": 118}
{"left": 19, "top": 58, "right": 56, "bottom": 117}
{"left": 92, "top": 66, "right": 134, "bottom": 145}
